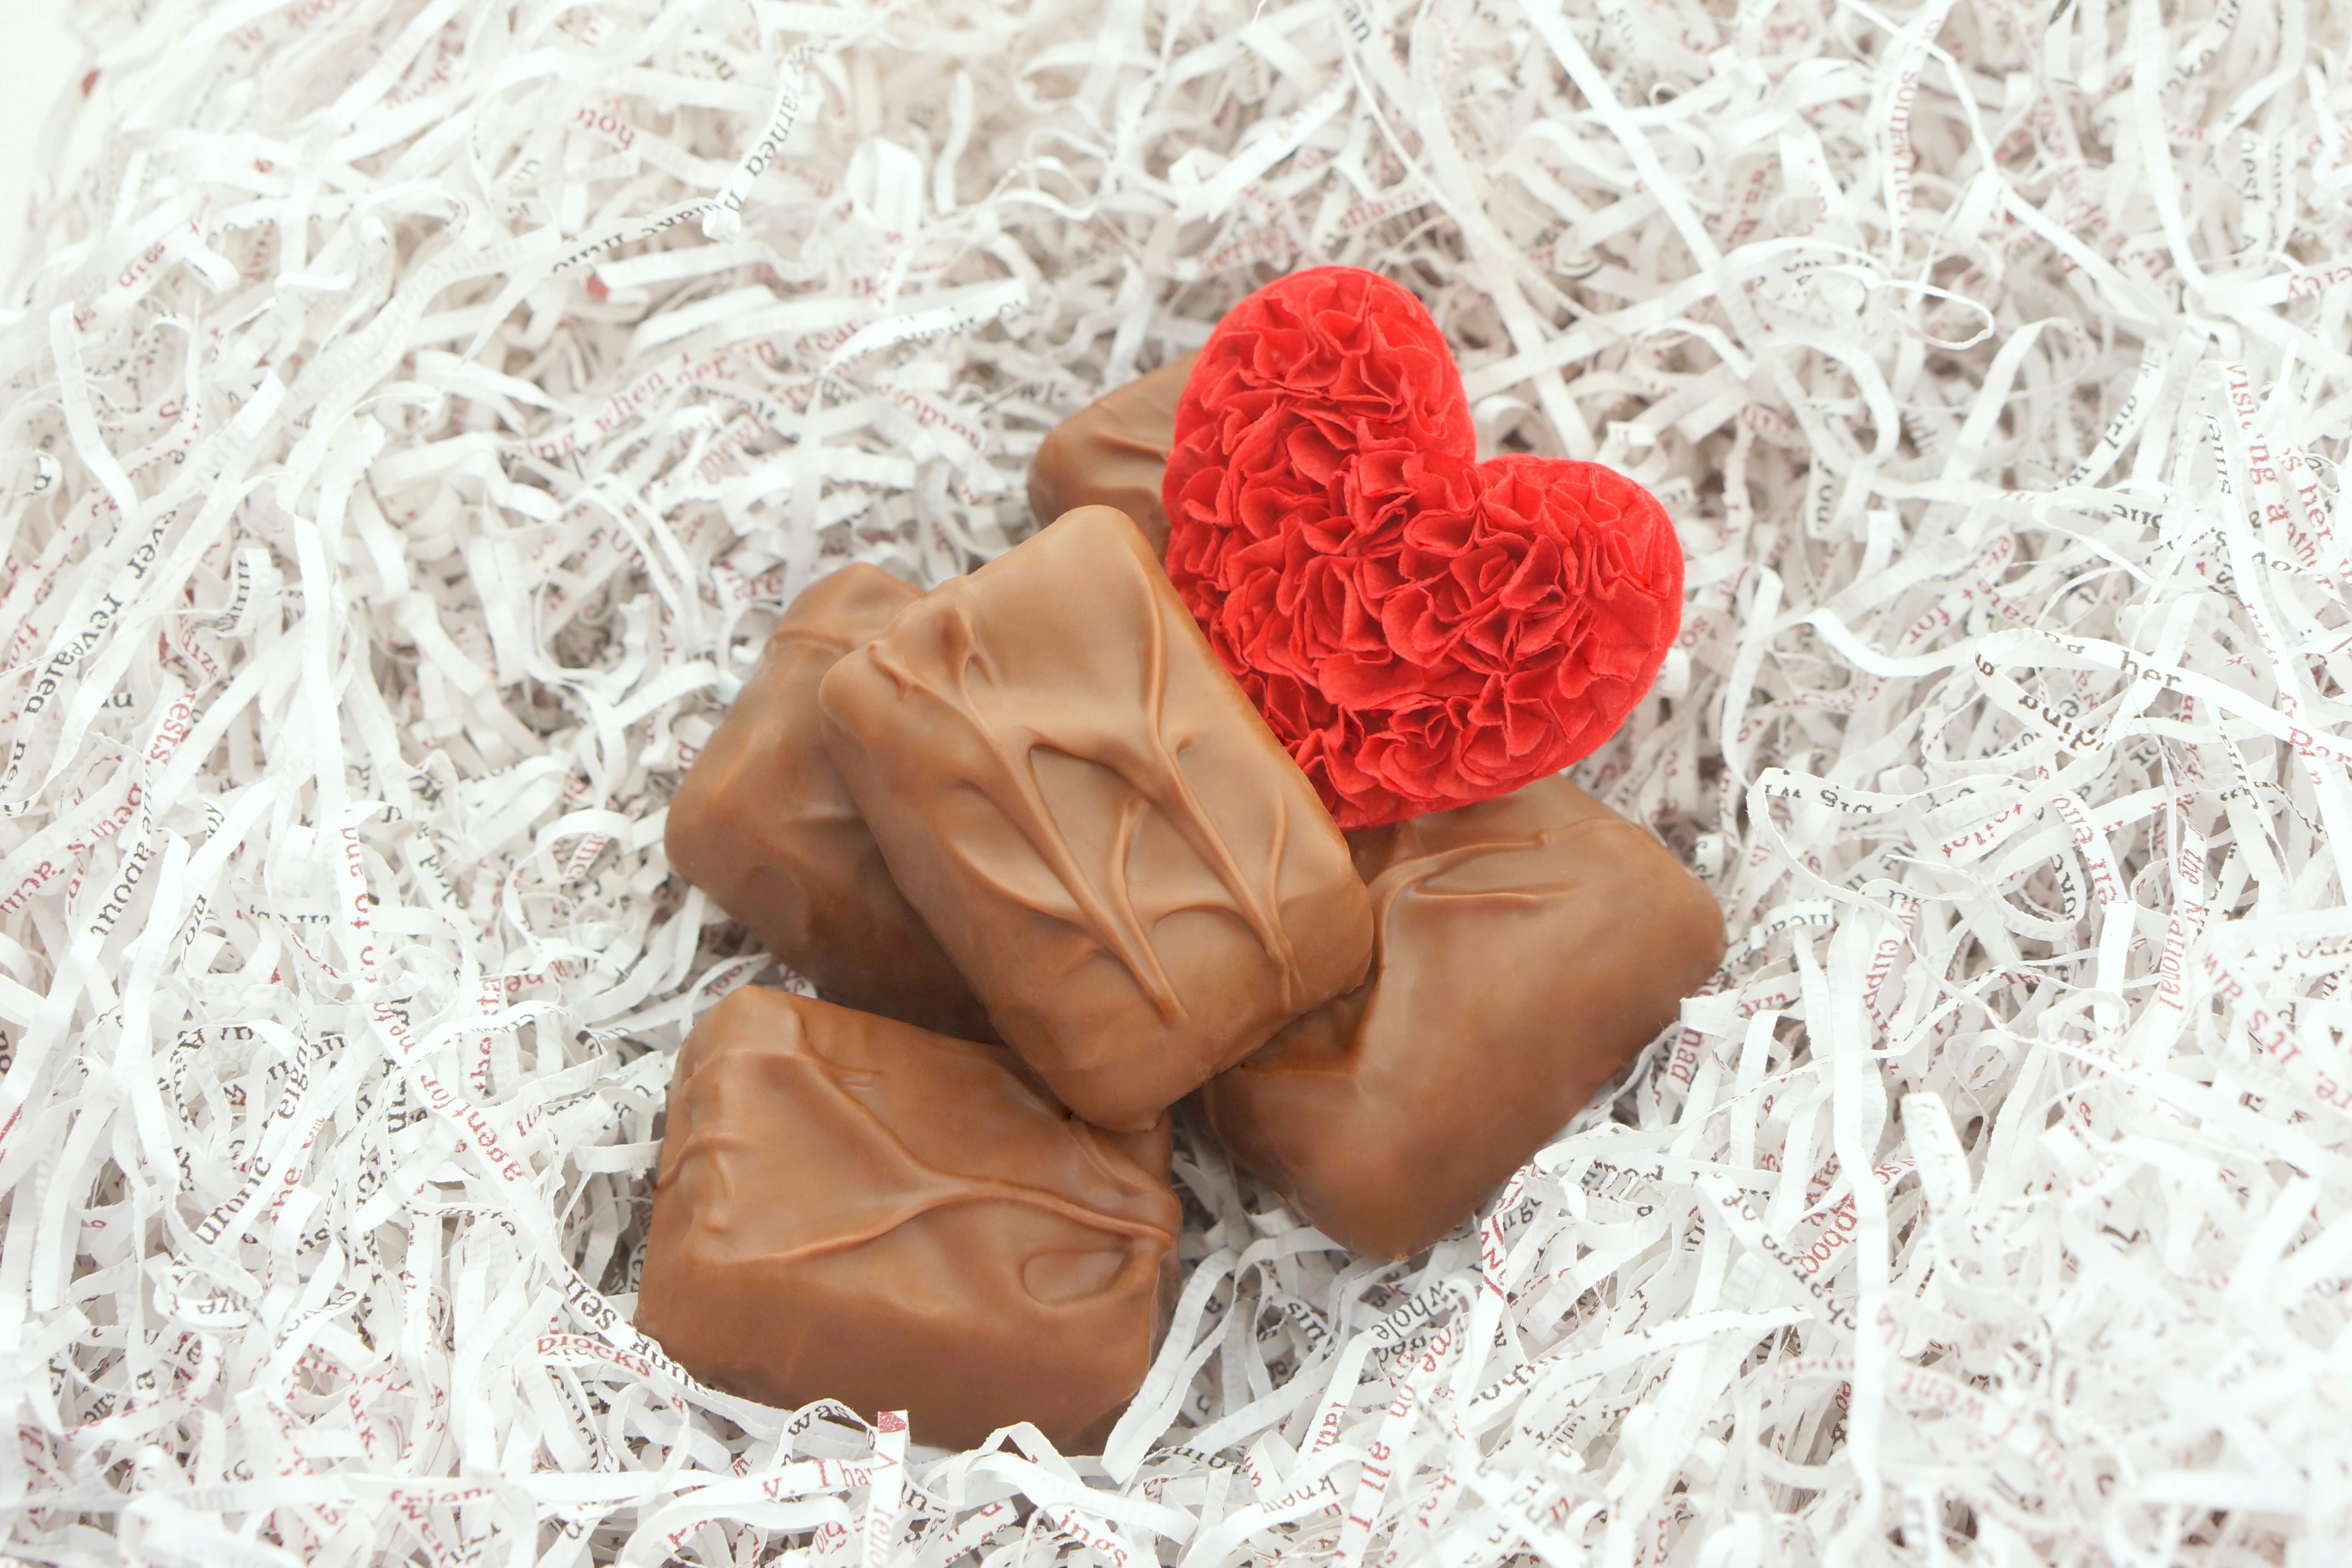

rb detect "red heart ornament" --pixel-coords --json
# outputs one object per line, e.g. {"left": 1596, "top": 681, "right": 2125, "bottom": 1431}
{"left": 1162, "top": 266, "right": 1686, "bottom": 830}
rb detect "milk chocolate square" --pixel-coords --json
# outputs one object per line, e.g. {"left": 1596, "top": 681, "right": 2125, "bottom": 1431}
{"left": 818, "top": 505, "right": 1374, "bottom": 1130}
{"left": 1027, "top": 353, "right": 1196, "bottom": 553}
{"left": 1199, "top": 777, "right": 1725, "bottom": 1259}
{"left": 636, "top": 987, "right": 1180, "bottom": 1450}
{"left": 665, "top": 564, "right": 994, "bottom": 1041}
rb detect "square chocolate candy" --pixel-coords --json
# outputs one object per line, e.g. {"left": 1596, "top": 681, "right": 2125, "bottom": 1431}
{"left": 665, "top": 564, "right": 994, "bottom": 1042}
{"left": 636, "top": 987, "right": 1180, "bottom": 1450}
{"left": 819, "top": 505, "right": 1374, "bottom": 1131}
{"left": 1198, "top": 777, "right": 1725, "bottom": 1259}
{"left": 1027, "top": 352, "right": 1196, "bottom": 554}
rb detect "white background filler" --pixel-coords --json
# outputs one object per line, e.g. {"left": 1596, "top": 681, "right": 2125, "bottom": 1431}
{"left": 0, "top": 0, "right": 81, "bottom": 282}
{"left": 0, "top": 0, "right": 2347, "bottom": 1565}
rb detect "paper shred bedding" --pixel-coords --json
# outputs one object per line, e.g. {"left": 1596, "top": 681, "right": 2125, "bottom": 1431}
{"left": 0, "top": 0, "right": 2347, "bottom": 1561}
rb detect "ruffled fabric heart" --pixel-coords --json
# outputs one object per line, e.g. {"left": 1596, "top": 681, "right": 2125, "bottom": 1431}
{"left": 1161, "top": 266, "right": 1685, "bottom": 829}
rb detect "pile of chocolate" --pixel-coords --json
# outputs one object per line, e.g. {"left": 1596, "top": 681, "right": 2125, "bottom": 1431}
{"left": 636, "top": 349, "right": 1725, "bottom": 1453}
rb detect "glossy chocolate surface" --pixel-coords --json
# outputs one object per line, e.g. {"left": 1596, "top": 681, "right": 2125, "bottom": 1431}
{"left": 665, "top": 564, "right": 994, "bottom": 1041}
{"left": 819, "top": 504, "right": 1374, "bottom": 1131}
{"left": 636, "top": 987, "right": 1180, "bottom": 1450}
{"left": 1199, "top": 777, "right": 1725, "bottom": 1259}
{"left": 1027, "top": 353, "right": 1197, "bottom": 554}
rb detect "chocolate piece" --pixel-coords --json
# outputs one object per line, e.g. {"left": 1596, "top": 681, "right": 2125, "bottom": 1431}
{"left": 819, "top": 504, "right": 1374, "bottom": 1131}
{"left": 1199, "top": 777, "right": 1725, "bottom": 1259}
{"left": 636, "top": 987, "right": 1180, "bottom": 1450}
{"left": 1028, "top": 353, "right": 1197, "bottom": 554}
{"left": 665, "top": 564, "right": 994, "bottom": 1042}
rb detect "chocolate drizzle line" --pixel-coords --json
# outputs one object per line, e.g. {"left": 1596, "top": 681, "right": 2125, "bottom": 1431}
{"left": 668, "top": 1015, "right": 1174, "bottom": 1264}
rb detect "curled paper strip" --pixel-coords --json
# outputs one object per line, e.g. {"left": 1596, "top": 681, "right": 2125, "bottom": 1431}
{"left": 2, "top": 0, "right": 2351, "bottom": 1562}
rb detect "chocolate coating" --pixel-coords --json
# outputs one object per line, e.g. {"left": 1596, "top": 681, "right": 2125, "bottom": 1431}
{"left": 819, "top": 504, "right": 1374, "bottom": 1131}
{"left": 636, "top": 987, "right": 1181, "bottom": 1450}
{"left": 1028, "top": 354, "right": 1197, "bottom": 554}
{"left": 665, "top": 564, "right": 994, "bottom": 1041}
{"left": 1199, "top": 777, "right": 1726, "bottom": 1259}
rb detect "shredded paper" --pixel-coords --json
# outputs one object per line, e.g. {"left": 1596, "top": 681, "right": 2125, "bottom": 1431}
{"left": 2, "top": 0, "right": 2350, "bottom": 1561}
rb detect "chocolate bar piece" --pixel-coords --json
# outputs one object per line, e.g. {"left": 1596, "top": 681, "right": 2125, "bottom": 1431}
{"left": 1199, "top": 777, "right": 1725, "bottom": 1259}
{"left": 665, "top": 564, "right": 995, "bottom": 1042}
{"left": 636, "top": 987, "right": 1180, "bottom": 1450}
{"left": 819, "top": 504, "right": 1374, "bottom": 1131}
{"left": 1027, "top": 353, "right": 1196, "bottom": 554}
